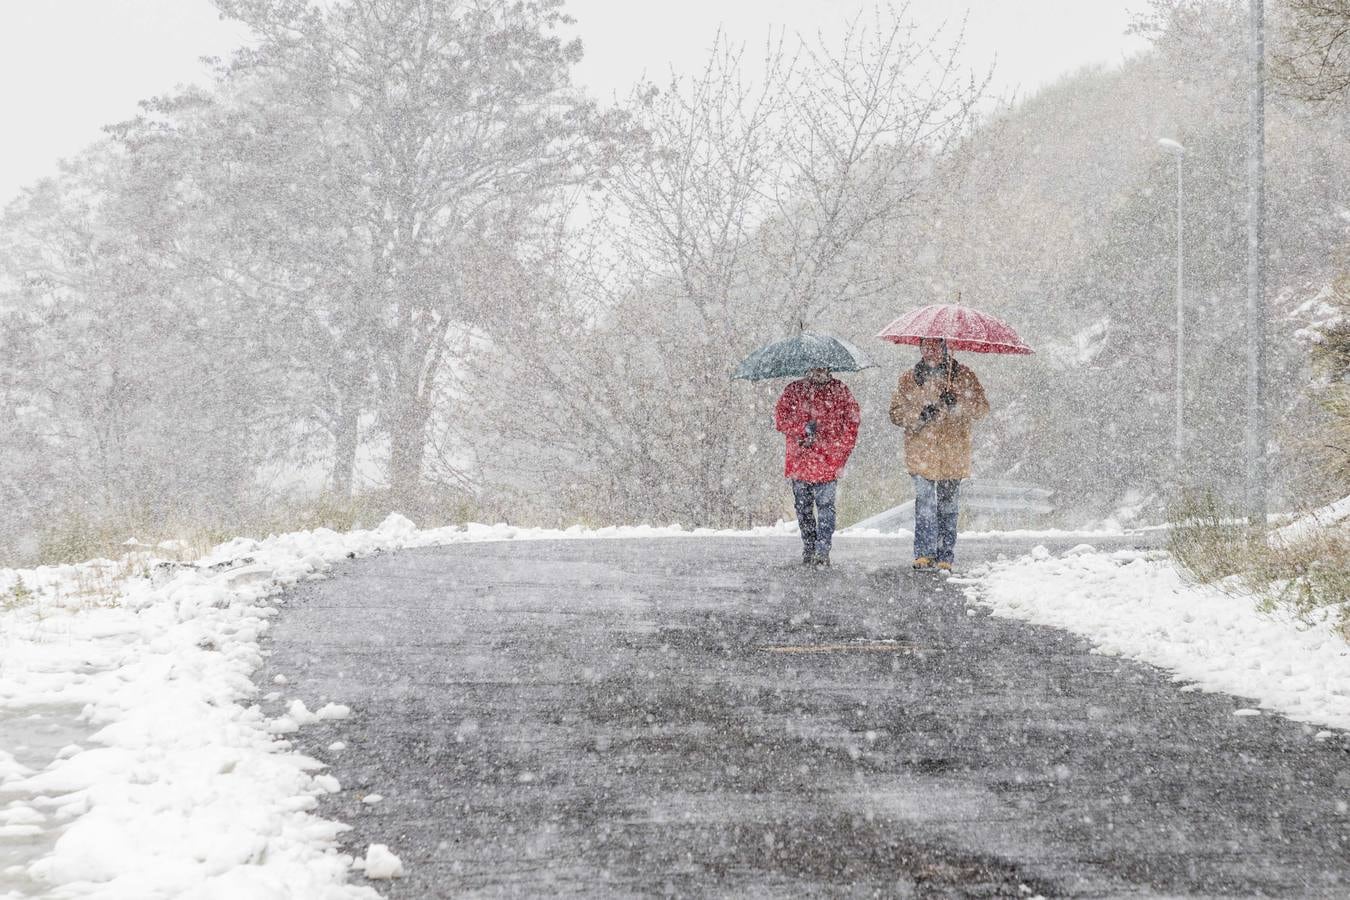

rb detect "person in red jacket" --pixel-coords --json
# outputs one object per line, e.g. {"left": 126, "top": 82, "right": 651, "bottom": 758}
{"left": 774, "top": 367, "right": 861, "bottom": 568}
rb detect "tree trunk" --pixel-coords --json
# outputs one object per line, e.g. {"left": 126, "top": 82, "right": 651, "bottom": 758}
{"left": 328, "top": 330, "right": 369, "bottom": 498}
{"left": 330, "top": 406, "right": 360, "bottom": 498}
{"left": 387, "top": 396, "right": 431, "bottom": 515}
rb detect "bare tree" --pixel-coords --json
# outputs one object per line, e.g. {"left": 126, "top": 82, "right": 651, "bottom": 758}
{"left": 470, "top": 6, "right": 986, "bottom": 527}
{"left": 768, "top": 7, "right": 989, "bottom": 324}
{"left": 1275, "top": 0, "right": 1350, "bottom": 100}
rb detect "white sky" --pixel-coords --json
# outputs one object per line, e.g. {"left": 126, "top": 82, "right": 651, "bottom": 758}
{"left": 0, "top": 0, "right": 1149, "bottom": 206}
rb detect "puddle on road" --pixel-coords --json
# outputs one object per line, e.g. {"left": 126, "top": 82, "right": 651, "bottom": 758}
{"left": 757, "top": 641, "right": 930, "bottom": 655}
{"left": 0, "top": 705, "right": 91, "bottom": 897}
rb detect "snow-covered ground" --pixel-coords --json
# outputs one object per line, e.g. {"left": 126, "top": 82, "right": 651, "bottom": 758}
{"left": 3, "top": 515, "right": 1344, "bottom": 897}
{"left": 0, "top": 515, "right": 800, "bottom": 899}
{"left": 957, "top": 544, "right": 1350, "bottom": 735}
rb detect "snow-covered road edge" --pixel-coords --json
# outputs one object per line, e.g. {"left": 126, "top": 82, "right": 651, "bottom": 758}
{"left": 958, "top": 544, "right": 1350, "bottom": 734}
{"left": 0, "top": 514, "right": 802, "bottom": 899}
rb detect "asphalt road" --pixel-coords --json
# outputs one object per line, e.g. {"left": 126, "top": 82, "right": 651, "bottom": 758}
{"left": 260, "top": 536, "right": 1350, "bottom": 898}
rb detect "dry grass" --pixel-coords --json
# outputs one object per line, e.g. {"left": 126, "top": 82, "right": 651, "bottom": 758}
{"left": 1167, "top": 492, "right": 1262, "bottom": 582}
{"left": 14, "top": 488, "right": 494, "bottom": 571}
{"left": 1168, "top": 492, "right": 1350, "bottom": 632}
{"left": 1, "top": 577, "right": 35, "bottom": 611}
{"left": 0, "top": 492, "right": 415, "bottom": 609}
{"left": 24, "top": 495, "right": 379, "bottom": 569}
{"left": 1, "top": 552, "right": 160, "bottom": 612}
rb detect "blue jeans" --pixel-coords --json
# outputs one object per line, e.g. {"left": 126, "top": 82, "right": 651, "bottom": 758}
{"left": 913, "top": 476, "right": 961, "bottom": 563}
{"left": 791, "top": 479, "right": 837, "bottom": 558}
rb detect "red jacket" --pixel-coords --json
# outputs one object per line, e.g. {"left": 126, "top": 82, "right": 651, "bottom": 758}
{"left": 774, "top": 377, "right": 860, "bottom": 483}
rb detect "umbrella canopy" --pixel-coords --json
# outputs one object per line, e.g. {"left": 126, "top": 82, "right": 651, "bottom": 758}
{"left": 877, "top": 304, "right": 1033, "bottom": 355}
{"left": 731, "top": 332, "right": 875, "bottom": 381}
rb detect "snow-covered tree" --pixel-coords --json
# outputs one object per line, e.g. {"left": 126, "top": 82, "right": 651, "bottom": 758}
{"left": 201, "top": 0, "right": 623, "bottom": 511}
{"left": 0, "top": 145, "right": 278, "bottom": 558}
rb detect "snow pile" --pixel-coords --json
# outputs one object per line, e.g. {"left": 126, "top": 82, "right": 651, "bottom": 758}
{"left": 358, "top": 844, "right": 403, "bottom": 879}
{"left": 1268, "top": 493, "right": 1350, "bottom": 548}
{"left": 1286, "top": 282, "right": 1346, "bottom": 351}
{"left": 961, "top": 545, "right": 1350, "bottom": 732}
{"left": 0, "top": 539, "right": 395, "bottom": 897}
{"left": 0, "top": 513, "right": 811, "bottom": 897}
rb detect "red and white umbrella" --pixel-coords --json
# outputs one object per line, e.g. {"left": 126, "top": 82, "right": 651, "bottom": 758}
{"left": 877, "top": 303, "right": 1033, "bottom": 355}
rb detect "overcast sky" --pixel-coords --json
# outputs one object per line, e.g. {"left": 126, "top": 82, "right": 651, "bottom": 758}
{"left": 0, "top": 0, "right": 1149, "bottom": 206}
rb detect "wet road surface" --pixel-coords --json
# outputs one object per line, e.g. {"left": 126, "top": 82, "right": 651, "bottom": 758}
{"left": 261, "top": 536, "right": 1350, "bottom": 898}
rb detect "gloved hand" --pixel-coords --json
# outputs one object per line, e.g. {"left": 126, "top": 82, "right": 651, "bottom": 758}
{"left": 799, "top": 419, "right": 818, "bottom": 448}
{"left": 939, "top": 389, "right": 958, "bottom": 409}
{"left": 918, "top": 403, "right": 940, "bottom": 424}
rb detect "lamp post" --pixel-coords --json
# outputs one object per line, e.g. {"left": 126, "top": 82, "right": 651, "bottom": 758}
{"left": 1158, "top": 137, "right": 1186, "bottom": 480}
{"left": 1246, "top": 0, "right": 1268, "bottom": 525}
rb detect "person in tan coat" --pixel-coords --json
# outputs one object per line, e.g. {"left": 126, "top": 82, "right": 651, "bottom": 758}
{"left": 889, "top": 338, "right": 989, "bottom": 571}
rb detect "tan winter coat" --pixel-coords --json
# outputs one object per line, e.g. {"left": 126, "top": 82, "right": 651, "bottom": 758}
{"left": 889, "top": 362, "right": 989, "bottom": 481}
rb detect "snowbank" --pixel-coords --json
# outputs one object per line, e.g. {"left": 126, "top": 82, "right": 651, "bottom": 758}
{"left": 1268, "top": 493, "right": 1350, "bottom": 548}
{"left": 960, "top": 545, "right": 1350, "bottom": 733}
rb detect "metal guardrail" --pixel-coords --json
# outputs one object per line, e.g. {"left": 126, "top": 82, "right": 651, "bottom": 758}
{"left": 844, "top": 480, "right": 1055, "bottom": 532}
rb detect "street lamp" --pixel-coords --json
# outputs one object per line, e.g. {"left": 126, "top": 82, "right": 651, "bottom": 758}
{"left": 1158, "top": 137, "right": 1186, "bottom": 480}
{"left": 1246, "top": 0, "right": 1268, "bottom": 525}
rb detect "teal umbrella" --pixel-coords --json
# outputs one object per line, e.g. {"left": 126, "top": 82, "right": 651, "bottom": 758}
{"left": 731, "top": 332, "right": 875, "bottom": 381}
